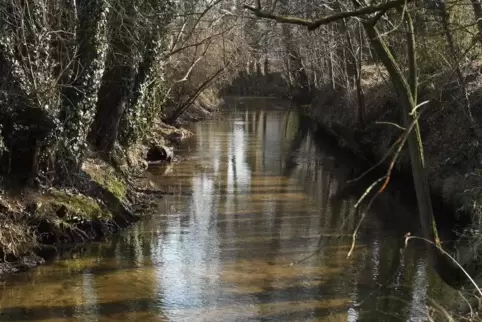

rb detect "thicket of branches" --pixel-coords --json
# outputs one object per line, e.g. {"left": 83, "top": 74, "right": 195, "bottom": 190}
{"left": 240, "top": 0, "right": 482, "bottom": 121}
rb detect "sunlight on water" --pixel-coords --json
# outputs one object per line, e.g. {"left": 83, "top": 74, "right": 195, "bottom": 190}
{"left": 0, "top": 100, "right": 460, "bottom": 321}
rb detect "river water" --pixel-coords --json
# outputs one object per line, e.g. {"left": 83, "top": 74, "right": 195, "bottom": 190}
{"left": 0, "top": 100, "right": 462, "bottom": 321}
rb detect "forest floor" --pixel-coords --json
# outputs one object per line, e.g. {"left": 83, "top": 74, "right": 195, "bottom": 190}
{"left": 0, "top": 99, "right": 219, "bottom": 276}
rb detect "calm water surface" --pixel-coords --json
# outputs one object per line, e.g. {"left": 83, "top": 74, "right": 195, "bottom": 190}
{"left": 0, "top": 100, "right": 461, "bottom": 321}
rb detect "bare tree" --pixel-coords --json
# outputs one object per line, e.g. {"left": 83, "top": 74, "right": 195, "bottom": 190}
{"left": 163, "top": 0, "right": 247, "bottom": 124}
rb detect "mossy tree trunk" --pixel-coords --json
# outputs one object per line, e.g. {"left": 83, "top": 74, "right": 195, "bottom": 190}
{"left": 118, "top": 1, "right": 174, "bottom": 146}
{"left": 58, "top": 0, "right": 109, "bottom": 175}
{"left": 0, "top": 0, "right": 105, "bottom": 183}
{"left": 90, "top": 0, "right": 174, "bottom": 151}
{"left": 118, "top": 33, "right": 164, "bottom": 146}
{"left": 88, "top": 1, "right": 137, "bottom": 153}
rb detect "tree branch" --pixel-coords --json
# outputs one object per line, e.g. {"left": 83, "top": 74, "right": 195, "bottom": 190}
{"left": 244, "top": 0, "right": 412, "bottom": 30}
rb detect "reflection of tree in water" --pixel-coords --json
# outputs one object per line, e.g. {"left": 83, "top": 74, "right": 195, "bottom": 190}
{"left": 265, "top": 110, "right": 460, "bottom": 320}
{"left": 0, "top": 108, "right": 463, "bottom": 321}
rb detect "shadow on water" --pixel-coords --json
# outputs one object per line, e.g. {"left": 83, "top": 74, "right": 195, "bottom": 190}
{"left": 285, "top": 112, "right": 471, "bottom": 289}
{"left": 0, "top": 98, "right": 465, "bottom": 321}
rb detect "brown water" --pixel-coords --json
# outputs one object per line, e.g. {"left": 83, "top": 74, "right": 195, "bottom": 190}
{"left": 0, "top": 101, "right": 461, "bottom": 321}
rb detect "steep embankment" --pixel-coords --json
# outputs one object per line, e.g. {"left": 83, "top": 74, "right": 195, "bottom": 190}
{"left": 306, "top": 65, "right": 482, "bottom": 230}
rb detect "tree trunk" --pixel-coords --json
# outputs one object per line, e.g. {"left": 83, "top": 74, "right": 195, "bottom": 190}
{"left": 89, "top": 2, "right": 137, "bottom": 153}
{"left": 362, "top": 18, "right": 440, "bottom": 245}
{"left": 342, "top": 18, "right": 365, "bottom": 127}
{"left": 264, "top": 57, "right": 270, "bottom": 75}
{"left": 118, "top": 34, "right": 162, "bottom": 146}
{"left": 59, "top": 0, "right": 108, "bottom": 174}
{"left": 328, "top": 28, "right": 336, "bottom": 90}
{"left": 166, "top": 66, "right": 225, "bottom": 124}
{"left": 89, "top": 66, "right": 135, "bottom": 153}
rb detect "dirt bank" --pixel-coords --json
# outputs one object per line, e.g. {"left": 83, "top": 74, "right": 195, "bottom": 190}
{"left": 0, "top": 158, "right": 139, "bottom": 274}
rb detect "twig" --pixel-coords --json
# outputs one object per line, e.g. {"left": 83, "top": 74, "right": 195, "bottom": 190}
{"left": 347, "top": 136, "right": 401, "bottom": 184}
{"left": 347, "top": 104, "right": 426, "bottom": 257}
{"left": 374, "top": 121, "right": 406, "bottom": 130}
{"left": 405, "top": 235, "right": 482, "bottom": 297}
{"left": 347, "top": 182, "right": 382, "bottom": 258}
{"left": 354, "top": 175, "right": 386, "bottom": 208}
{"left": 458, "top": 291, "right": 474, "bottom": 319}
{"left": 409, "top": 100, "right": 430, "bottom": 116}
{"left": 426, "top": 296, "right": 455, "bottom": 322}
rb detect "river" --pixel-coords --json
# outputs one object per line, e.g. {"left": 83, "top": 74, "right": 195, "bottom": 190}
{"left": 0, "top": 99, "right": 462, "bottom": 321}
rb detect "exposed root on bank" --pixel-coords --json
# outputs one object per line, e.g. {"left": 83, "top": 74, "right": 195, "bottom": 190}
{"left": 0, "top": 215, "right": 37, "bottom": 261}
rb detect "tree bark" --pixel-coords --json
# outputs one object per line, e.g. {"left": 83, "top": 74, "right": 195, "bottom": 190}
{"left": 59, "top": 0, "right": 108, "bottom": 173}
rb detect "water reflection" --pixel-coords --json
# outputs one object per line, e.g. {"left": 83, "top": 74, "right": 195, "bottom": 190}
{"left": 0, "top": 103, "right": 461, "bottom": 321}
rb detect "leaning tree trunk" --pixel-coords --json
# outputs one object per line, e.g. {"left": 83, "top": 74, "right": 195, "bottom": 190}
{"left": 362, "top": 16, "right": 440, "bottom": 245}
{"left": 166, "top": 66, "right": 226, "bottom": 124}
{"left": 364, "top": 14, "right": 468, "bottom": 288}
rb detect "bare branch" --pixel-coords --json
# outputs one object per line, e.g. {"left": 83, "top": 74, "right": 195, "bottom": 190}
{"left": 175, "top": 42, "right": 212, "bottom": 83}
{"left": 244, "top": 0, "right": 412, "bottom": 31}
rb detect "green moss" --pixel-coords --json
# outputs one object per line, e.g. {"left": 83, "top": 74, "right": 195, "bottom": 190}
{"left": 85, "top": 166, "right": 127, "bottom": 201}
{"left": 95, "top": 174, "right": 126, "bottom": 201}
{"left": 38, "top": 190, "right": 112, "bottom": 222}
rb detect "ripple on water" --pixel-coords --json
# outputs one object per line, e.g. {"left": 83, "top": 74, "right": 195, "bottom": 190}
{"left": 0, "top": 107, "right": 460, "bottom": 322}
